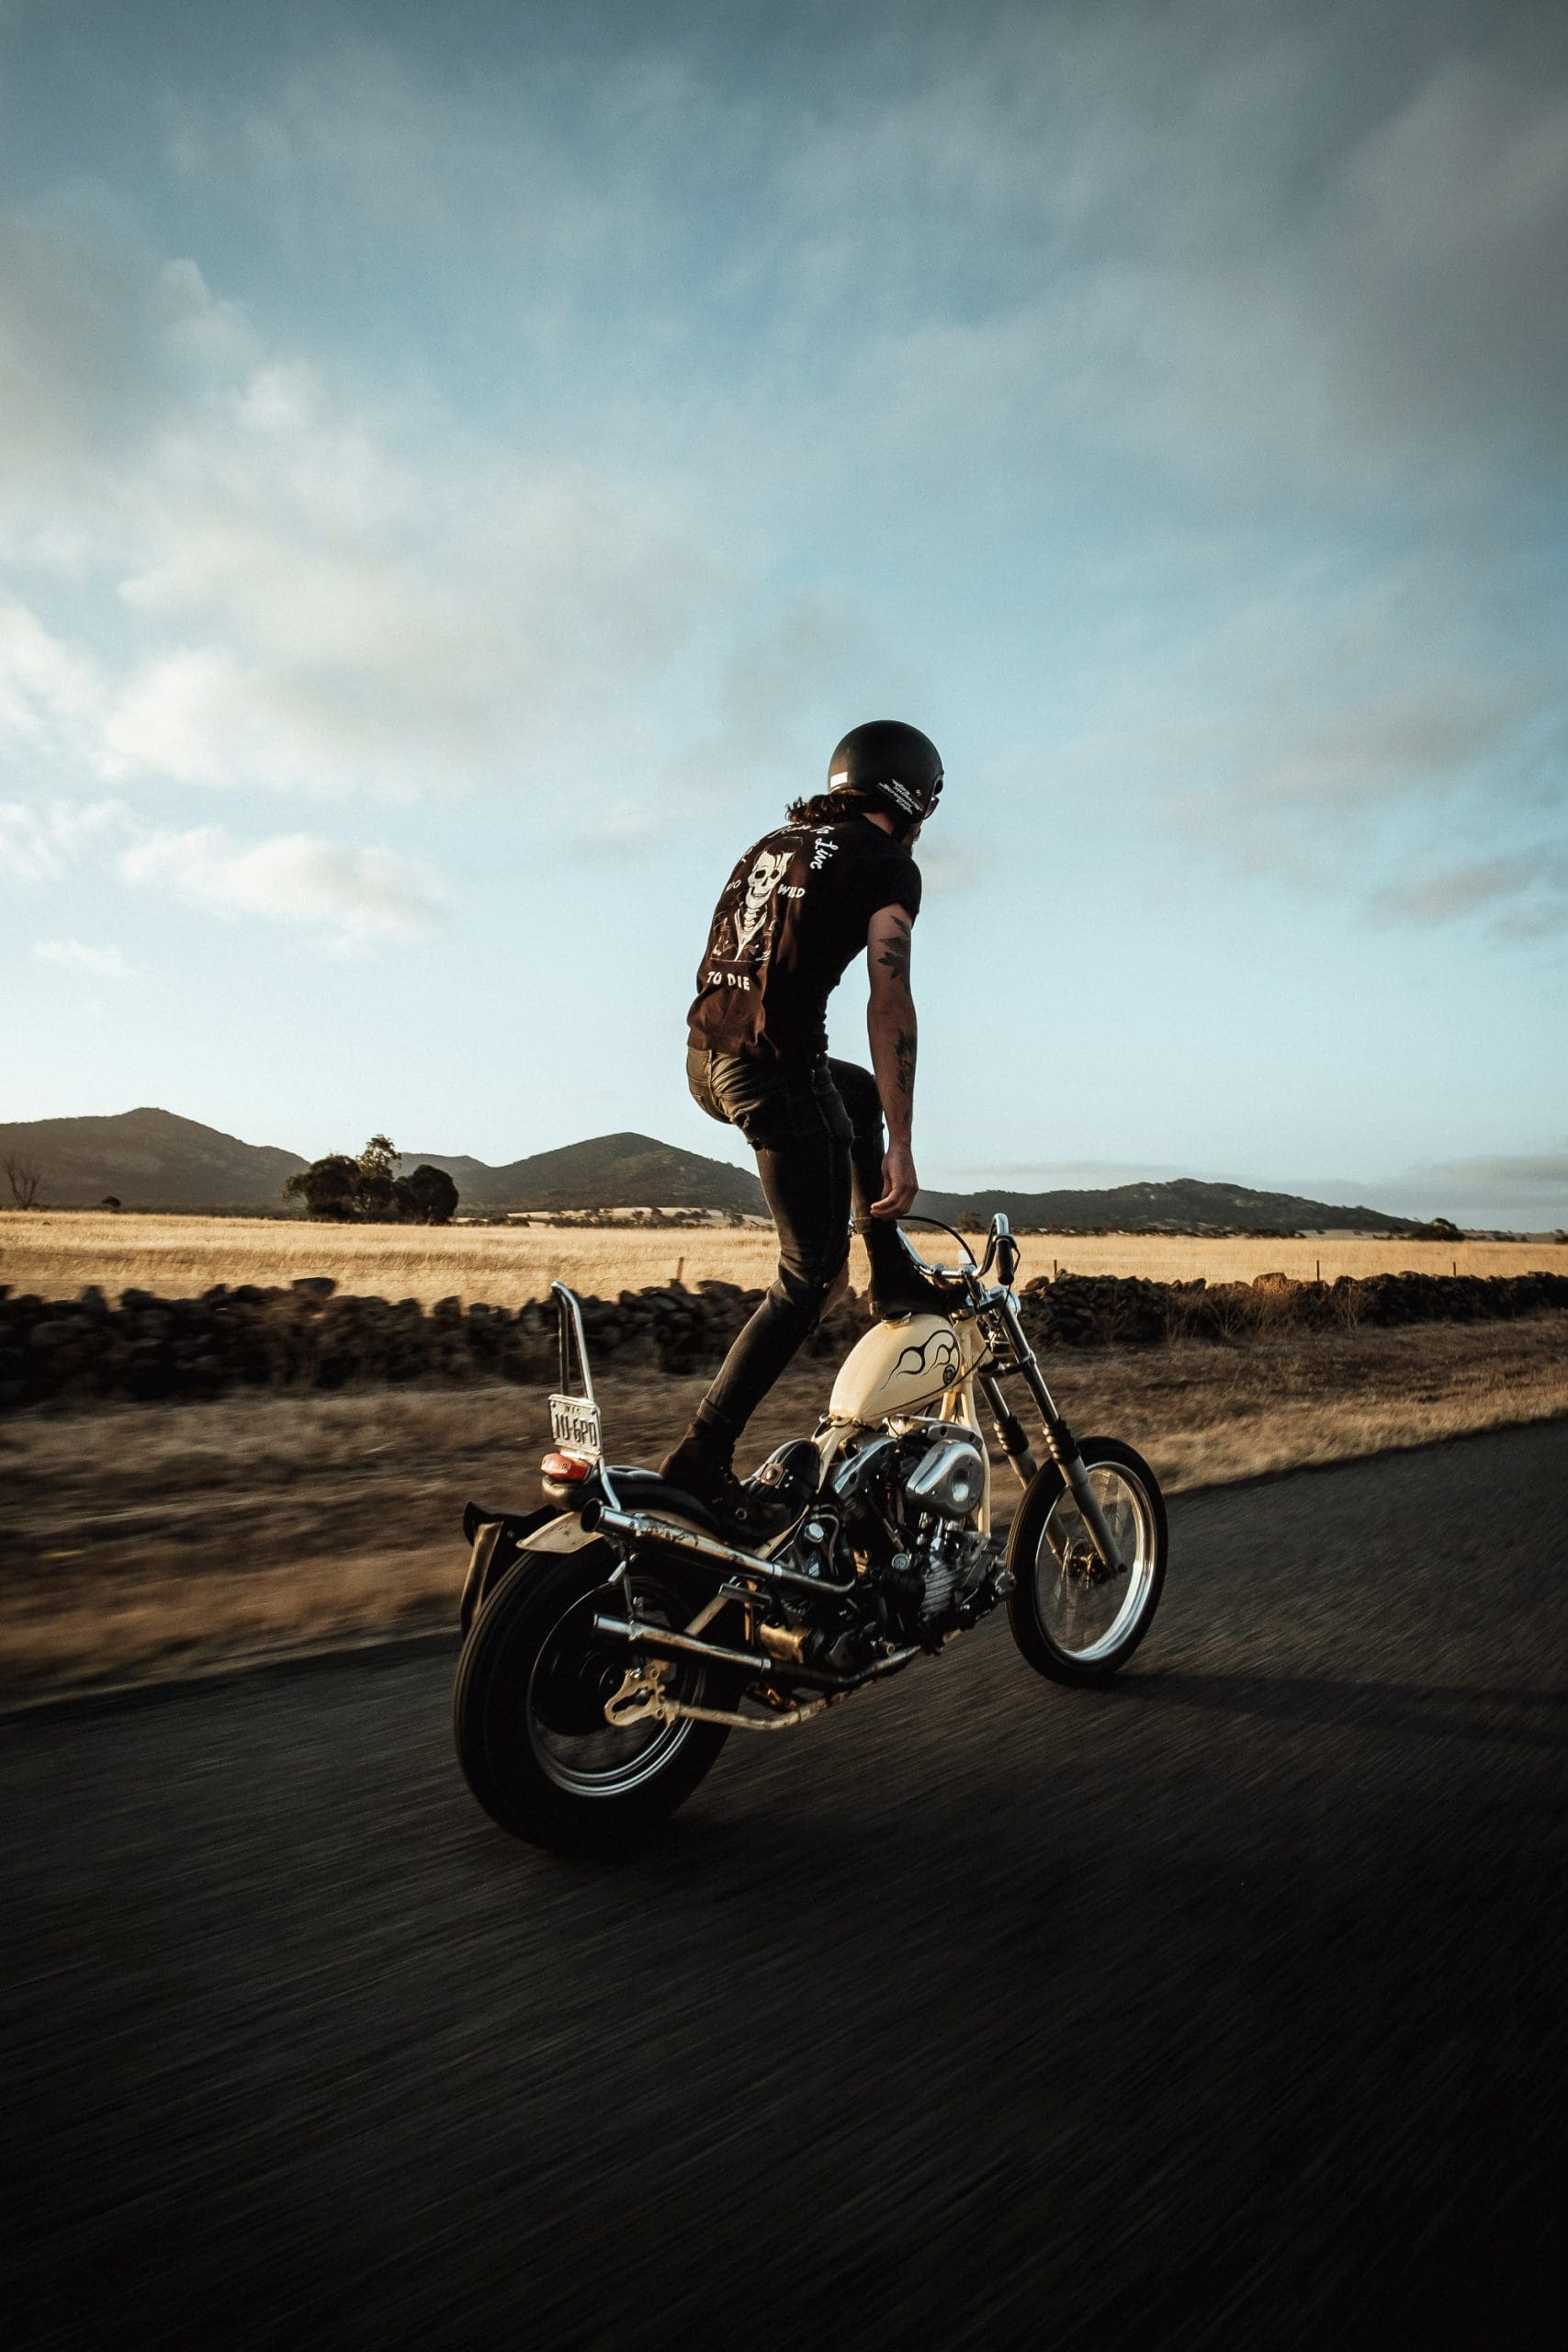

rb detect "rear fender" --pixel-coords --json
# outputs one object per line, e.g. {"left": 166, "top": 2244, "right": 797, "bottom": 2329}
{"left": 459, "top": 1503, "right": 599, "bottom": 1634}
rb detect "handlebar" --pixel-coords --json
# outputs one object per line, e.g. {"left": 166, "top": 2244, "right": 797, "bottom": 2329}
{"left": 894, "top": 1211, "right": 1019, "bottom": 1293}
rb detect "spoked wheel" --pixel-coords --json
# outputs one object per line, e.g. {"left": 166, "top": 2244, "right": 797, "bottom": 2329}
{"left": 454, "top": 1549, "right": 728, "bottom": 1855}
{"left": 1007, "top": 1437, "right": 1168, "bottom": 1684}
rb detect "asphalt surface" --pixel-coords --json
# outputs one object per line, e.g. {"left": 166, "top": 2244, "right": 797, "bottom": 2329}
{"left": 6, "top": 1421, "right": 1566, "bottom": 2349}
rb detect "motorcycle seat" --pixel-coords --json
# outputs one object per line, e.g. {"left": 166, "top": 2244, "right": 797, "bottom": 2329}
{"left": 600, "top": 1466, "right": 735, "bottom": 1540}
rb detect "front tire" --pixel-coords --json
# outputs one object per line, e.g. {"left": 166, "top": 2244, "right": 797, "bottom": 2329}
{"left": 1006, "top": 1437, "right": 1167, "bottom": 1684}
{"left": 453, "top": 1549, "right": 728, "bottom": 1855}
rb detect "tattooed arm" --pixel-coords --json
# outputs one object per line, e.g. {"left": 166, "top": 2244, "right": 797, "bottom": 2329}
{"left": 865, "top": 901, "right": 919, "bottom": 1217}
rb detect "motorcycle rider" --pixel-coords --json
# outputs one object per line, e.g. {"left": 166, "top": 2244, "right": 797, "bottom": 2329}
{"left": 660, "top": 719, "right": 949, "bottom": 1536}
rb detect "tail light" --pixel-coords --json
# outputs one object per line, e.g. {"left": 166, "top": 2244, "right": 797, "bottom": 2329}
{"left": 541, "top": 1451, "right": 592, "bottom": 1483}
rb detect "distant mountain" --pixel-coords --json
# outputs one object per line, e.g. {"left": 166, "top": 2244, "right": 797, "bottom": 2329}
{"left": 0, "top": 1108, "right": 306, "bottom": 1211}
{"left": 914, "top": 1174, "right": 1423, "bottom": 1237}
{"left": 0, "top": 1111, "right": 765, "bottom": 1217}
{"left": 1, "top": 1108, "right": 1436, "bottom": 1233}
{"left": 408, "top": 1133, "right": 766, "bottom": 1216}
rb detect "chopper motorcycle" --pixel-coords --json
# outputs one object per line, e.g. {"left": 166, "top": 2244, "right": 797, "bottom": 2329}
{"left": 454, "top": 1214, "right": 1167, "bottom": 1855}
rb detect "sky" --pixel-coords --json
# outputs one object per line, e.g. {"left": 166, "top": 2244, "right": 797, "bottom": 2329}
{"left": 1, "top": 0, "right": 1564, "bottom": 1227}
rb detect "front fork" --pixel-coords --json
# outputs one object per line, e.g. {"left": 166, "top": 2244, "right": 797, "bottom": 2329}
{"left": 982, "top": 1298, "right": 1125, "bottom": 1574}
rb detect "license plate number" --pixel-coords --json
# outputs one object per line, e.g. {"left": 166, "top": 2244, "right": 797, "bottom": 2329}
{"left": 549, "top": 1394, "right": 602, "bottom": 1458}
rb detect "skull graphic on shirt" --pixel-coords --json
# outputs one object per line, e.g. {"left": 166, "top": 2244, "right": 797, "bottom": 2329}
{"left": 724, "top": 846, "right": 793, "bottom": 961}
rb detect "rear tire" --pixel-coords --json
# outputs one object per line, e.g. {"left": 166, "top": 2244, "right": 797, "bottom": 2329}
{"left": 1006, "top": 1437, "right": 1167, "bottom": 1684}
{"left": 453, "top": 1548, "right": 728, "bottom": 1855}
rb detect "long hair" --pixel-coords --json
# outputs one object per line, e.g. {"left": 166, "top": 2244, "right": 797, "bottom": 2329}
{"left": 785, "top": 785, "right": 914, "bottom": 841}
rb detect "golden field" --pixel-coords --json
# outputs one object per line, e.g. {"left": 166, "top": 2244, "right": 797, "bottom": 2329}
{"left": 5, "top": 1315, "right": 1567, "bottom": 1697}
{"left": 4, "top": 1208, "right": 1565, "bottom": 1308}
{"left": 5, "top": 1208, "right": 1565, "bottom": 1698}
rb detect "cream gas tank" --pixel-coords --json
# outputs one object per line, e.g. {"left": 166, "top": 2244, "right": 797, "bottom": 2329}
{"left": 828, "top": 1313, "right": 987, "bottom": 1427}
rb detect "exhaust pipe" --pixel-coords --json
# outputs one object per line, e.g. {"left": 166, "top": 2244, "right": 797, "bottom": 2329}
{"left": 591, "top": 1616, "right": 778, "bottom": 1678}
{"left": 592, "top": 1611, "right": 923, "bottom": 1693}
{"left": 581, "top": 1501, "right": 854, "bottom": 1596}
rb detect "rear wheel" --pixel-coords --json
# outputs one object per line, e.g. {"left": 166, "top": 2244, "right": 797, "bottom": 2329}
{"left": 453, "top": 1549, "right": 728, "bottom": 1854}
{"left": 1006, "top": 1437, "right": 1167, "bottom": 1684}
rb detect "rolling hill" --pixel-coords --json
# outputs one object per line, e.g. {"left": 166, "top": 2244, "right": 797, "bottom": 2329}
{"left": 0, "top": 1113, "right": 767, "bottom": 1217}
{"left": 0, "top": 1109, "right": 307, "bottom": 1211}
{"left": 1, "top": 1107, "right": 1439, "bottom": 1232}
{"left": 409, "top": 1134, "right": 765, "bottom": 1216}
{"left": 913, "top": 1175, "right": 1426, "bottom": 1237}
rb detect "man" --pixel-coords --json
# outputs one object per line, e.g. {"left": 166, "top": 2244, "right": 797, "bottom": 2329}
{"left": 660, "top": 718, "right": 949, "bottom": 1536}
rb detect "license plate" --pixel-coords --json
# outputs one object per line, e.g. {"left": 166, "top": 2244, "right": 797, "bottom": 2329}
{"left": 549, "top": 1393, "right": 602, "bottom": 1459}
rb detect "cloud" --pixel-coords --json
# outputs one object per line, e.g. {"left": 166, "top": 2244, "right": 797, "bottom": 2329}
{"left": 688, "top": 10, "right": 1568, "bottom": 916}
{"left": 694, "top": 7, "right": 1562, "bottom": 527}
{"left": 0, "top": 222, "right": 725, "bottom": 810}
{"left": 1371, "top": 849, "right": 1568, "bottom": 932}
{"left": 3, "top": 2, "right": 1565, "bottom": 936}
{"left": 118, "top": 825, "right": 451, "bottom": 954}
{"left": 0, "top": 797, "right": 125, "bottom": 880}
{"left": 144, "top": 2, "right": 1561, "bottom": 562}
{"left": 664, "top": 597, "right": 916, "bottom": 812}
{"left": 1396, "top": 1145, "right": 1568, "bottom": 1227}
{"left": 1054, "top": 542, "right": 1565, "bottom": 911}
{"left": 0, "top": 600, "right": 107, "bottom": 767}
{"left": 33, "top": 935, "right": 130, "bottom": 978}
{"left": 1421, "top": 1149, "right": 1568, "bottom": 1189}
{"left": 0, "top": 215, "right": 161, "bottom": 493}
{"left": 1325, "top": 56, "right": 1568, "bottom": 455}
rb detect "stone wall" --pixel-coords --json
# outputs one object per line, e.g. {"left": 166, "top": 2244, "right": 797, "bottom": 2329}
{"left": 2, "top": 1268, "right": 1565, "bottom": 1411}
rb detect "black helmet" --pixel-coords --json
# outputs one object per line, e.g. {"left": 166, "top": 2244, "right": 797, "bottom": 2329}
{"left": 827, "top": 719, "right": 944, "bottom": 823}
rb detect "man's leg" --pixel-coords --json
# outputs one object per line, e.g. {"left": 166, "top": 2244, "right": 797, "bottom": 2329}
{"left": 827, "top": 1057, "right": 949, "bottom": 1317}
{"left": 661, "top": 1122, "right": 851, "bottom": 1489}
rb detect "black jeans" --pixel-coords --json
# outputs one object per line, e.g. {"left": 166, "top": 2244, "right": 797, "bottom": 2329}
{"left": 687, "top": 1047, "right": 898, "bottom": 1442}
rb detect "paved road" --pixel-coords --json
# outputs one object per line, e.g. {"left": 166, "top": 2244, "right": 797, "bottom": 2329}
{"left": 7, "top": 1423, "right": 1566, "bottom": 2349}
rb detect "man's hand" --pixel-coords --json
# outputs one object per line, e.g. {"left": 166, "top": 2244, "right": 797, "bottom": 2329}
{"left": 871, "top": 1140, "right": 919, "bottom": 1218}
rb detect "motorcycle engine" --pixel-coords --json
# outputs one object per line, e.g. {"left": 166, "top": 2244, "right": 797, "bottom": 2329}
{"left": 903, "top": 1431, "right": 987, "bottom": 1521}
{"left": 832, "top": 1424, "right": 998, "bottom": 1635}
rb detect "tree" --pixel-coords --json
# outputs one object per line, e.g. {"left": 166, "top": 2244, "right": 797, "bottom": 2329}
{"left": 5, "top": 1156, "right": 44, "bottom": 1209}
{"left": 284, "top": 1154, "right": 363, "bottom": 1221}
{"left": 355, "top": 1135, "right": 400, "bottom": 1221}
{"left": 284, "top": 1139, "right": 459, "bottom": 1224}
{"left": 356, "top": 1168, "right": 399, "bottom": 1221}
{"left": 100, "top": 1195, "right": 122, "bottom": 1212}
{"left": 394, "top": 1163, "right": 459, "bottom": 1226}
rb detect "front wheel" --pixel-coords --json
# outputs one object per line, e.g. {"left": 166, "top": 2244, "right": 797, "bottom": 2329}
{"left": 453, "top": 1548, "right": 728, "bottom": 1855}
{"left": 1007, "top": 1437, "right": 1168, "bottom": 1684}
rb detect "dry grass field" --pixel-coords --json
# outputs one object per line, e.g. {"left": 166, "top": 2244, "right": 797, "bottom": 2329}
{"left": 6, "top": 1208, "right": 1565, "bottom": 1700}
{"left": 5, "top": 1315, "right": 1567, "bottom": 1698}
{"left": 5, "top": 1208, "right": 1565, "bottom": 1308}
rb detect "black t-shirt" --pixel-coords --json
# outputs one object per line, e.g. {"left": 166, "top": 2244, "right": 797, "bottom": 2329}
{"left": 686, "top": 817, "right": 921, "bottom": 1060}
